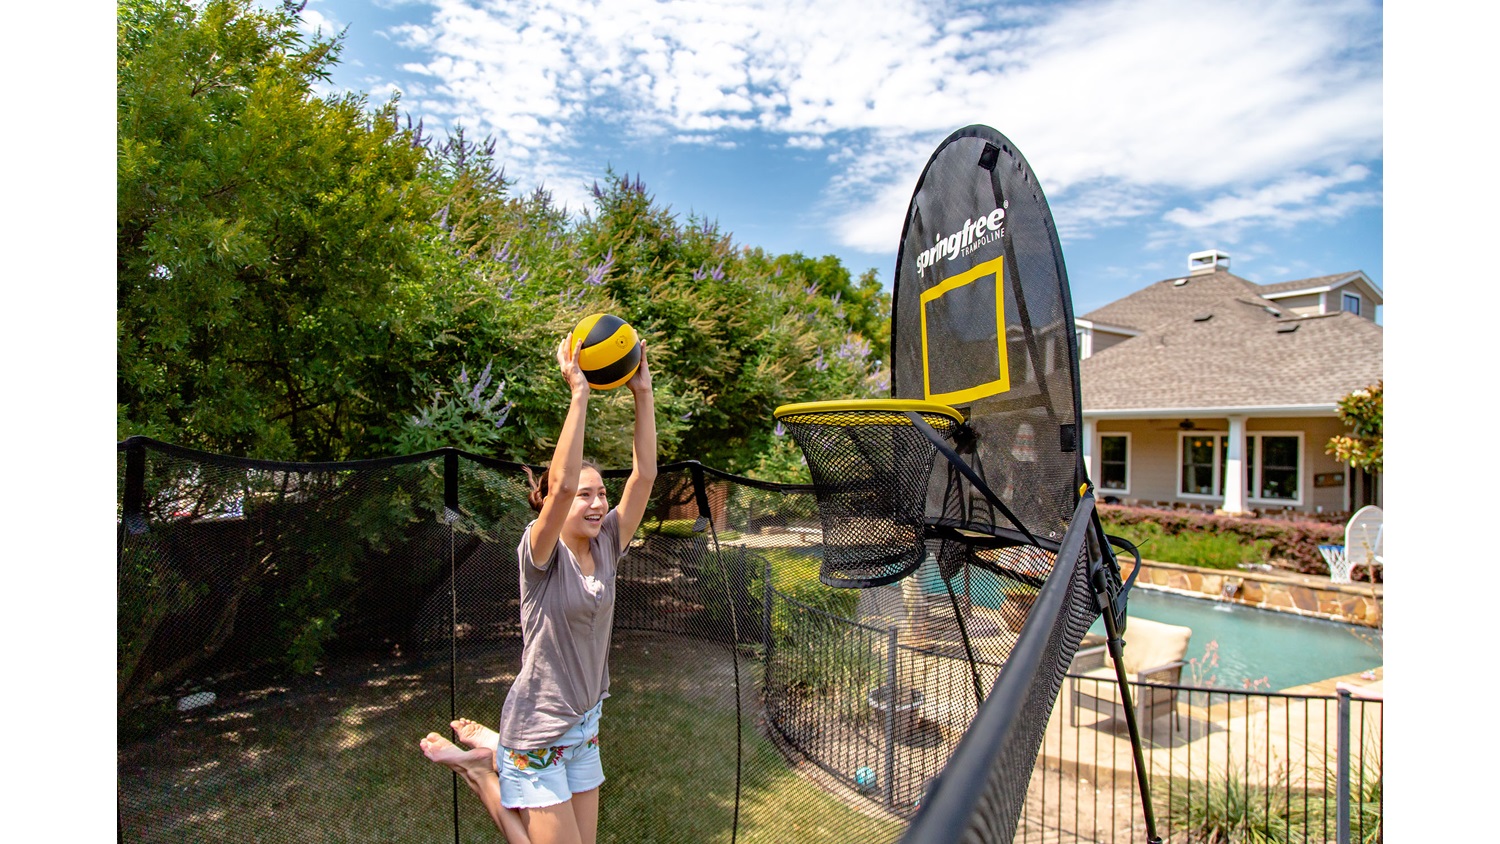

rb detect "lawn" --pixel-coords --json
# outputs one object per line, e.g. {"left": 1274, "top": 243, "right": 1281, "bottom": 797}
{"left": 118, "top": 629, "right": 904, "bottom": 843}
{"left": 1100, "top": 518, "right": 1272, "bottom": 570}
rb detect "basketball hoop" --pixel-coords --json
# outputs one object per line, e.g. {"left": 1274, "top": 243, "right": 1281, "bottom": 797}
{"left": 773, "top": 399, "right": 964, "bottom": 588}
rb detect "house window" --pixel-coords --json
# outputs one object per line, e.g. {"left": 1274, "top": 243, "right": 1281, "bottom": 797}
{"left": 1247, "top": 433, "right": 1302, "bottom": 503}
{"left": 1099, "top": 434, "right": 1129, "bottom": 491}
{"left": 1342, "top": 292, "right": 1361, "bottom": 316}
{"left": 1180, "top": 434, "right": 1229, "bottom": 497}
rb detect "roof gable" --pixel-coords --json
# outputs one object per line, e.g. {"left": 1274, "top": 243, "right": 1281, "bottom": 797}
{"left": 1079, "top": 269, "right": 1279, "bottom": 333}
{"left": 1256, "top": 271, "right": 1383, "bottom": 306}
{"left": 1080, "top": 305, "right": 1383, "bottom": 412}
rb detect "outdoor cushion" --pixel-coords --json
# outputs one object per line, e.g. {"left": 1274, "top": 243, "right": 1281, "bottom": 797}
{"left": 1075, "top": 667, "right": 1130, "bottom": 705}
{"left": 1108, "top": 617, "right": 1192, "bottom": 677}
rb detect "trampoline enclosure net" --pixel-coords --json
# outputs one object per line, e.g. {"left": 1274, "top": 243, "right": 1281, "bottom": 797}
{"left": 118, "top": 437, "right": 1102, "bottom": 843}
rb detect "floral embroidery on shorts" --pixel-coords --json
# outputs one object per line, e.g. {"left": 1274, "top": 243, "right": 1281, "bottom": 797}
{"left": 587, "top": 734, "right": 600, "bottom": 749}
{"left": 508, "top": 746, "right": 566, "bottom": 771}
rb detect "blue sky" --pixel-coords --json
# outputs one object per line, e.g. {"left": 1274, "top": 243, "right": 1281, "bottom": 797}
{"left": 286, "top": 0, "right": 1384, "bottom": 315}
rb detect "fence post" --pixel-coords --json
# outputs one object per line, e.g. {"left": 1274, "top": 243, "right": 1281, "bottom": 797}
{"left": 122, "top": 442, "right": 148, "bottom": 535}
{"left": 885, "top": 627, "right": 898, "bottom": 809}
{"left": 762, "top": 559, "right": 774, "bottom": 658}
{"left": 1337, "top": 687, "right": 1351, "bottom": 844}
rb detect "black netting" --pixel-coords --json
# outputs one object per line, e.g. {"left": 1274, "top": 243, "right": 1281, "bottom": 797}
{"left": 897, "top": 500, "right": 1102, "bottom": 844}
{"left": 117, "top": 437, "right": 1117, "bottom": 843}
{"left": 774, "top": 406, "right": 961, "bottom": 588}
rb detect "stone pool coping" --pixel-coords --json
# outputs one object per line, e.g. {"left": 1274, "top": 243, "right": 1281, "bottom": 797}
{"left": 1122, "top": 558, "right": 1384, "bottom": 628}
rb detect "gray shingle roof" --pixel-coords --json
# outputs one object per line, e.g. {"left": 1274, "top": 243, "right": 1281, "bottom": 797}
{"left": 1080, "top": 301, "right": 1383, "bottom": 411}
{"left": 1255, "top": 272, "right": 1360, "bottom": 296}
{"left": 1079, "top": 269, "right": 1280, "bottom": 334}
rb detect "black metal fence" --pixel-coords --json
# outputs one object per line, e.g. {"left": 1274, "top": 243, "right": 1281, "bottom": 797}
{"left": 761, "top": 576, "right": 1384, "bottom": 843}
{"left": 1027, "top": 676, "right": 1383, "bottom": 843}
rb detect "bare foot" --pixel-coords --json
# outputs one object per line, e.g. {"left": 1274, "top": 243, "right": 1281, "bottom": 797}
{"left": 452, "top": 717, "right": 500, "bottom": 751}
{"left": 421, "top": 732, "right": 497, "bottom": 783}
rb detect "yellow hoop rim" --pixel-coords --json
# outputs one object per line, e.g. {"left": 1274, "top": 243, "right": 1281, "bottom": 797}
{"left": 773, "top": 398, "right": 965, "bottom": 423}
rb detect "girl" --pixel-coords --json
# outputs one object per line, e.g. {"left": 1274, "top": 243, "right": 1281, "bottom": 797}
{"left": 421, "top": 332, "right": 656, "bottom": 844}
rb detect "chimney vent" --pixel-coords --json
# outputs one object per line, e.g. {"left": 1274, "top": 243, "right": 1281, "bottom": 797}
{"left": 1188, "top": 249, "right": 1230, "bottom": 275}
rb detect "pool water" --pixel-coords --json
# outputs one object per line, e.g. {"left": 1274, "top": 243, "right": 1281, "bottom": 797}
{"left": 1090, "top": 588, "right": 1383, "bottom": 692}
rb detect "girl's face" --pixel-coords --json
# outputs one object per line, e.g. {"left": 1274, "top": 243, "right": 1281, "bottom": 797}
{"left": 566, "top": 467, "right": 609, "bottom": 540}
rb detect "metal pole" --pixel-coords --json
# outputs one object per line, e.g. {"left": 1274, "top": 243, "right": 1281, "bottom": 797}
{"left": 885, "top": 626, "right": 898, "bottom": 808}
{"left": 1337, "top": 687, "right": 1351, "bottom": 844}
{"left": 762, "top": 559, "right": 774, "bottom": 659}
{"left": 1094, "top": 567, "right": 1163, "bottom": 844}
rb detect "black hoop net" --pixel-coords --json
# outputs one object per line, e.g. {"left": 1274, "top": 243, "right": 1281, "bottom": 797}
{"left": 773, "top": 403, "right": 962, "bottom": 589}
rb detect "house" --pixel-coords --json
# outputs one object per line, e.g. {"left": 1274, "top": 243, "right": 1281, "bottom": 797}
{"left": 1076, "top": 250, "right": 1382, "bottom": 516}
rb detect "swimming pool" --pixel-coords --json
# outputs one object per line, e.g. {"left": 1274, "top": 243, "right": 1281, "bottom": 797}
{"left": 906, "top": 555, "right": 1381, "bottom": 691}
{"left": 1090, "top": 587, "right": 1383, "bottom": 692}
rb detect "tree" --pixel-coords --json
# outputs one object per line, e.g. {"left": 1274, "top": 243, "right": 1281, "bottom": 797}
{"left": 1326, "top": 381, "right": 1382, "bottom": 474}
{"left": 118, "top": 0, "right": 440, "bottom": 460}
{"left": 117, "top": 1, "right": 891, "bottom": 474}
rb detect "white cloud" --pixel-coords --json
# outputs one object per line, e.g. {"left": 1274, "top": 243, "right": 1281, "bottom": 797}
{"left": 1163, "top": 166, "right": 1378, "bottom": 230}
{"left": 346, "top": 0, "right": 1380, "bottom": 246}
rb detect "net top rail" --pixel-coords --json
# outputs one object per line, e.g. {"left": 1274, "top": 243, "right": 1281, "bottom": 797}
{"left": 117, "top": 434, "right": 814, "bottom": 492}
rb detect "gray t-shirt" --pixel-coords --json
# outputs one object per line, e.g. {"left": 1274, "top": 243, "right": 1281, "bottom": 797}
{"left": 497, "top": 509, "right": 622, "bottom": 749}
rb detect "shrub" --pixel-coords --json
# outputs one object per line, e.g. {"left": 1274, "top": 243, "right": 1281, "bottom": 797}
{"left": 1158, "top": 765, "right": 1305, "bottom": 843}
{"left": 1103, "top": 520, "right": 1271, "bottom": 570}
{"left": 1098, "top": 504, "right": 1363, "bottom": 579}
{"left": 754, "top": 548, "right": 875, "bottom": 696}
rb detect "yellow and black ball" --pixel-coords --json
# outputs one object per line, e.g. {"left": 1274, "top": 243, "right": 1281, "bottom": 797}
{"left": 570, "top": 313, "right": 641, "bottom": 390}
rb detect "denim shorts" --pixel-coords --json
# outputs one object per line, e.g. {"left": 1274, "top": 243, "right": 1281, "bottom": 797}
{"left": 497, "top": 700, "right": 605, "bottom": 809}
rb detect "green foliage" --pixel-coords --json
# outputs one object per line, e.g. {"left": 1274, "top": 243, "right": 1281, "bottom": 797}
{"left": 1327, "top": 381, "right": 1382, "bottom": 474}
{"left": 393, "top": 360, "right": 514, "bottom": 455}
{"left": 763, "top": 548, "right": 860, "bottom": 631}
{"left": 1158, "top": 764, "right": 1307, "bottom": 843}
{"left": 759, "top": 549, "right": 876, "bottom": 697}
{"left": 118, "top": 0, "right": 441, "bottom": 460}
{"left": 116, "top": 455, "right": 449, "bottom": 705}
{"left": 1103, "top": 519, "right": 1271, "bottom": 570}
{"left": 1156, "top": 757, "right": 1383, "bottom": 844}
{"left": 117, "top": 1, "right": 889, "bottom": 474}
{"left": 1099, "top": 504, "right": 1346, "bottom": 576}
{"left": 116, "top": 0, "right": 891, "bottom": 697}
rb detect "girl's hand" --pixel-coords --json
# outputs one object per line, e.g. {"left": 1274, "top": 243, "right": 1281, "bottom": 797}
{"left": 557, "top": 334, "right": 590, "bottom": 398}
{"left": 626, "top": 341, "right": 653, "bottom": 396}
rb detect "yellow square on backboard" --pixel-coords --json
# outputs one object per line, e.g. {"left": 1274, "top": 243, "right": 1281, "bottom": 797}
{"left": 919, "top": 255, "right": 1009, "bottom": 405}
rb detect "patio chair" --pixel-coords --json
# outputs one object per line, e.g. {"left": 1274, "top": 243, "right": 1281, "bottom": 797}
{"left": 1069, "top": 617, "right": 1192, "bottom": 732}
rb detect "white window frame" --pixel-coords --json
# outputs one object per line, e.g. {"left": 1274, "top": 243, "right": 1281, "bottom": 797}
{"left": 1342, "top": 291, "right": 1362, "bottom": 316}
{"left": 1097, "top": 433, "right": 1131, "bottom": 494}
{"left": 1178, "top": 432, "right": 1229, "bottom": 500}
{"left": 1246, "top": 431, "right": 1304, "bottom": 507}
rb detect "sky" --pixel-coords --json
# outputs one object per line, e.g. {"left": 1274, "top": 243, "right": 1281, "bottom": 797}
{"left": 286, "top": 0, "right": 1384, "bottom": 315}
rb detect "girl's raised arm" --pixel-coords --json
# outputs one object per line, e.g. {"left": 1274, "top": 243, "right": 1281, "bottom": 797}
{"left": 614, "top": 342, "right": 657, "bottom": 552}
{"left": 529, "top": 335, "right": 591, "bottom": 566}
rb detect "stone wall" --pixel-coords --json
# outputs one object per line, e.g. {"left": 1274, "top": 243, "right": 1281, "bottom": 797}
{"left": 1121, "top": 558, "right": 1384, "bottom": 628}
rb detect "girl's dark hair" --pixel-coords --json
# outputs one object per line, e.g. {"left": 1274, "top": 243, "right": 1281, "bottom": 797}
{"left": 525, "top": 460, "right": 602, "bottom": 512}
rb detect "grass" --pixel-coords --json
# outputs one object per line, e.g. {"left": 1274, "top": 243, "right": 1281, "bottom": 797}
{"left": 1102, "top": 519, "right": 1272, "bottom": 570}
{"left": 119, "top": 631, "right": 902, "bottom": 843}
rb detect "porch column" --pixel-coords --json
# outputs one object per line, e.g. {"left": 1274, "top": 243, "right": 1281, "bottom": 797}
{"left": 1221, "top": 414, "right": 1248, "bottom": 514}
{"left": 1081, "top": 417, "right": 1097, "bottom": 487}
